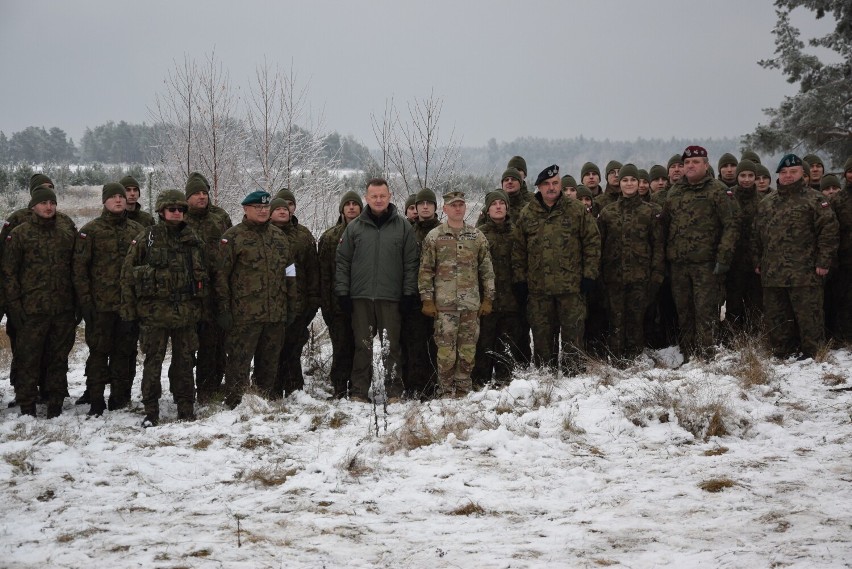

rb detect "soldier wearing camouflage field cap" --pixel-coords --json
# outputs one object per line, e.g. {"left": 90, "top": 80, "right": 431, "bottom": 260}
{"left": 419, "top": 191, "right": 495, "bottom": 398}
{"left": 2, "top": 186, "right": 77, "bottom": 418}
{"left": 73, "top": 183, "right": 144, "bottom": 416}
{"left": 752, "top": 154, "right": 839, "bottom": 359}
{"left": 512, "top": 165, "right": 601, "bottom": 372}
{"left": 121, "top": 190, "right": 208, "bottom": 426}
{"left": 663, "top": 146, "right": 741, "bottom": 361}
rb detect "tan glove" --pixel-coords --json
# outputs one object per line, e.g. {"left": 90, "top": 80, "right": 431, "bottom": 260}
{"left": 478, "top": 297, "right": 493, "bottom": 317}
{"left": 421, "top": 298, "right": 438, "bottom": 318}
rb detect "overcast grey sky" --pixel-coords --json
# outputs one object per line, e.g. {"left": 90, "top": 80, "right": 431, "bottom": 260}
{"left": 0, "top": 0, "right": 831, "bottom": 147}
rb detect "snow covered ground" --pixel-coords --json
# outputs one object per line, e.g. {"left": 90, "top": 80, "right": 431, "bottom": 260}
{"left": 1, "top": 340, "right": 851, "bottom": 568}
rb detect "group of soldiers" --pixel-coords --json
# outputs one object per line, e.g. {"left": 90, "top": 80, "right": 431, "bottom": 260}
{"left": 2, "top": 144, "right": 851, "bottom": 422}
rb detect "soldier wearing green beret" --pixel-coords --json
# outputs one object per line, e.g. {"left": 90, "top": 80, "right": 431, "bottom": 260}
{"left": 2, "top": 186, "right": 77, "bottom": 418}
{"left": 73, "top": 183, "right": 144, "bottom": 416}
{"left": 121, "top": 190, "right": 208, "bottom": 426}
{"left": 419, "top": 191, "right": 495, "bottom": 398}
{"left": 318, "top": 191, "right": 363, "bottom": 398}
{"left": 269, "top": 189, "right": 320, "bottom": 398}
{"left": 184, "top": 172, "right": 233, "bottom": 403}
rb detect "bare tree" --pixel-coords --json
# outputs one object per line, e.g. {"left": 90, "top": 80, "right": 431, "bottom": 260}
{"left": 149, "top": 55, "right": 198, "bottom": 187}
{"left": 244, "top": 58, "right": 288, "bottom": 192}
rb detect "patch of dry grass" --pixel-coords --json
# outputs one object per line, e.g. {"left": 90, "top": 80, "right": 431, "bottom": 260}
{"left": 241, "top": 465, "right": 299, "bottom": 487}
{"left": 698, "top": 477, "right": 736, "bottom": 492}
{"left": 702, "top": 446, "right": 729, "bottom": 456}
{"left": 447, "top": 500, "right": 486, "bottom": 516}
{"left": 4, "top": 450, "right": 36, "bottom": 475}
{"left": 623, "top": 381, "right": 733, "bottom": 441}
{"left": 56, "top": 527, "right": 108, "bottom": 543}
{"left": 822, "top": 372, "right": 846, "bottom": 387}
{"left": 240, "top": 435, "right": 272, "bottom": 450}
{"left": 340, "top": 448, "right": 372, "bottom": 478}
{"left": 384, "top": 403, "right": 497, "bottom": 453}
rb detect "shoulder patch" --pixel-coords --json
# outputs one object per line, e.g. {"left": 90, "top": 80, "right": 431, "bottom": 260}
{"left": 726, "top": 190, "right": 734, "bottom": 198}
{"left": 5, "top": 235, "right": 11, "bottom": 241}
{"left": 220, "top": 238, "right": 229, "bottom": 244}
{"left": 79, "top": 232, "right": 87, "bottom": 239}
{"left": 821, "top": 201, "right": 830, "bottom": 208}
{"left": 3, "top": 221, "right": 9, "bottom": 227}
{"left": 131, "top": 239, "right": 137, "bottom": 245}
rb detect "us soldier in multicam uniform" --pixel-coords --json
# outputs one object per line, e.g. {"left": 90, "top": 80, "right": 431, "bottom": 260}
{"left": 752, "top": 154, "right": 839, "bottom": 359}
{"left": 121, "top": 190, "right": 208, "bottom": 426}
{"left": 184, "top": 172, "right": 233, "bottom": 402}
{"left": 472, "top": 190, "right": 525, "bottom": 386}
{"left": 402, "top": 187, "right": 441, "bottom": 399}
{"left": 215, "top": 190, "right": 297, "bottom": 409}
{"left": 318, "top": 191, "right": 362, "bottom": 399}
{"left": 2, "top": 185, "right": 77, "bottom": 418}
{"left": 512, "top": 165, "right": 601, "bottom": 373}
{"left": 1, "top": 174, "right": 76, "bottom": 406}
{"left": 419, "top": 191, "right": 495, "bottom": 398}
{"left": 662, "top": 145, "right": 740, "bottom": 360}
{"left": 73, "top": 183, "right": 144, "bottom": 416}
{"left": 269, "top": 189, "right": 320, "bottom": 397}
{"left": 597, "top": 164, "right": 665, "bottom": 359}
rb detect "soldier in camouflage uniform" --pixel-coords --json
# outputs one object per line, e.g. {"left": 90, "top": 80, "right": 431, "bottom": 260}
{"left": 73, "top": 183, "right": 144, "bottom": 416}
{"left": 472, "top": 190, "right": 526, "bottom": 385}
{"left": 2, "top": 186, "right": 77, "bottom": 418}
{"left": 829, "top": 157, "right": 852, "bottom": 341}
{"left": 215, "top": 190, "right": 297, "bottom": 409}
{"left": 121, "top": 190, "right": 208, "bottom": 426}
{"left": 318, "top": 191, "right": 362, "bottom": 398}
{"left": 404, "top": 194, "right": 418, "bottom": 222}
{"left": 753, "top": 154, "right": 839, "bottom": 359}
{"left": 724, "top": 159, "right": 764, "bottom": 335}
{"left": 755, "top": 163, "right": 774, "bottom": 197}
{"left": 512, "top": 165, "right": 601, "bottom": 372}
{"left": 594, "top": 160, "right": 622, "bottom": 210}
{"left": 419, "top": 191, "right": 495, "bottom": 397}
{"left": 717, "top": 153, "right": 739, "bottom": 188}
{"left": 581, "top": 162, "right": 602, "bottom": 197}
{"left": 562, "top": 175, "right": 578, "bottom": 199}
{"left": 184, "top": 172, "right": 233, "bottom": 402}
{"left": 662, "top": 146, "right": 740, "bottom": 360}
{"left": 120, "top": 175, "right": 155, "bottom": 228}
{"left": 270, "top": 189, "right": 320, "bottom": 397}
{"left": 598, "top": 164, "right": 665, "bottom": 359}
{"left": 1, "top": 174, "right": 76, "bottom": 406}
{"left": 401, "top": 187, "right": 441, "bottom": 399}
{"left": 802, "top": 154, "right": 825, "bottom": 192}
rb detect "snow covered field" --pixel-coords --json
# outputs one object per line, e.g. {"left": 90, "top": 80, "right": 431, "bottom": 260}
{"left": 1, "top": 340, "right": 851, "bottom": 568}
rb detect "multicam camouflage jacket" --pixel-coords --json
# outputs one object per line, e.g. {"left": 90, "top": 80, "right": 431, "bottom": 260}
{"left": 419, "top": 221, "right": 495, "bottom": 311}
{"left": 73, "top": 209, "right": 144, "bottom": 312}
{"left": 511, "top": 193, "right": 601, "bottom": 295}
{"left": 663, "top": 175, "right": 741, "bottom": 266}
{"left": 121, "top": 221, "right": 207, "bottom": 326}
{"left": 2, "top": 214, "right": 76, "bottom": 317}
{"left": 752, "top": 179, "right": 839, "bottom": 287}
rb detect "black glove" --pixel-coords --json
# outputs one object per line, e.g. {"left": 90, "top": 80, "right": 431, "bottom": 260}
{"left": 512, "top": 282, "right": 529, "bottom": 304}
{"left": 216, "top": 310, "right": 233, "bottom": 331}
{"left": 337, "top": 295, "right": 352, "bottom": 314}
{"left": 399, "top": 294, "right": 418, "bottom": 315}
{"left": 580, "top": 277, "right": 596, "bottom": 295}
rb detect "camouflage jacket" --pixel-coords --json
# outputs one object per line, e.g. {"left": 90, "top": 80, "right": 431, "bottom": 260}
{"left": 335, "top": 203, "right": 418, "bottom": 301}
{"left": 663, "top": 175, "right": 741, "bottom": 265}
{"left": 730, "top": 185, "right": 764, "bottom": 274}
{"left": 2, "top": 214, "right": 76, "bottom": 317}
{"left": 512, "top": 193, "right": 601, "bottom": 295}
{"left": 475, "top": 187, "right": 532, "bottom": 227}
{"left": 318, "top": 220, "right": 347, "bottom": 321}
{"left": 478, "top": 218, "right": 519, "bottom": 313}
{"left": 830, "top": 187, "right": 852, "bottom": 268}
{"left": 125, "top": 205, "right": 154, "bottom": 228}
{"left": 594, "top": 185, "right": 621, "bottom": 210}
{"left": 186, "top": 204, "right": 233, "bottom": 320}
{"left": 419, "top": 221, "right": 495, "bottom": 311}
{"left": 752, "top": 179, "right": 839, "bottom": 287}
{"left": 215, "top": 220, "right": 297, "bottom": 324}
{"left": 73, "top": 210, "right": 144, "bottom": 312}
{"left": 1, "top": 208, "right": 76, "bottom": 259}
{"left": 121, "top": 221, "right": 207, "bottom": 326}
{"left": 275, "top": 215, "right": 320, "bottom": 316}
{"left": 598, "top": 194, "right": 665, "bottom": 285}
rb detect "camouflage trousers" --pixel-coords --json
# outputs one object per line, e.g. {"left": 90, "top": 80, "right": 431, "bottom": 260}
{"left": 763, "top": 286, "right": 825, "bottom": 358}
{"left": 13, "top": 311, "right": 76, "bottom": 407}
{"left": 646, "top": 274, "right": 679, "bottom": 349}
{"left": 325, "top": 312, "right": 355, "bottom": 399}
{"left": 826, "top": 266, "right": 852, "bottom": 341}
{"left": 605, "top": 281, "right": 648, "bottom": 359}
{"left": 724, "top": 269, "right": 763, "bottom": 334}
{"left": 224, "top": 322, "right": 286, "bottom": 405}
{"left": 401, "top": 308, "right": 438, "bottom": 399}
{"left": 670, "top": 262, "right": 722, "bottom": 358}
{"left": 350, "top": 299, "right": 404, "bottom": 400}
{"left": 527, "top": 293, "right": 586, "bottom": 373}
{"left": 139, "top": 325, "right": 197, "bottom": 415}
{"left": 584, "top": 282, "right": 609, "bottom": 357}
{"left": 195, "top": 319, "right": 227, "bottom": 399}
{"left": 84, "top": 311, "right": 137, "bottom": 403}
{"left": 472, "top": 310, "right": 526, "bottom": 385}
{"left": 275, "top": 309, "right": 316, "bottom": 397}
{"left": 434, "top": 310, "right": 479, "bottom": 397}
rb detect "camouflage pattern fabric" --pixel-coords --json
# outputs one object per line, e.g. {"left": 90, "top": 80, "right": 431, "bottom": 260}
{"left": 594, "top": 186, "right": 620, "bottom": 210}
{"left": 604, "top": 282, "right": 648, "bottom": 358}
{"left": 763, "top": 286, "right": 825, "bottom": 358}
{"left": 830, "top": 188, "right": 852, "bottom": 340}
{"left": 223, "top": 322, "right": 286, "bottom": 406}
{"left": 318, "top": 221, "right": 354, "bottom": 397}
{"left": 11, "top": 312, "right": 76, "bottom": 408}
{"left": 472, "top": 312, "right": 527, "bottom": 385}
{"left": 434, "top": 310, "right": 479, "bottom": 397}
{"left": 527, "top": 292, "right": 586, "bottom": 372}
{"left": 669, "top": 262, "right": 722, "bottom": 358}
{"left": 125, "top": 206, "right": 154, "bottom": 228}
{"left": 724, "top": 185, "right": 766, "bottom": 332}
{"left": 139, "top": 325, "right": 198, "bottom": 415}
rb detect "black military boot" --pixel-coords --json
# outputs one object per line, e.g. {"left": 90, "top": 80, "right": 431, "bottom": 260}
{"left": 19, "top": 404, "right": 36, "bottom": 417}
{"left": 46, "top": 401, "right": 63, "bottom": 419}
{"left": 107, "top": 394, "right": 130, "bottom": 411}
{"left": 141, "top": 408, "right": 159, "bottom": 428}
{"left": 177, "top": 402, "right": 196, "bottom": 422}
{"left": 75, "top": 390, "right": 91, "bottom": 405}
{"left": 87, "top": 399, "right": 107, "bottom": 417}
